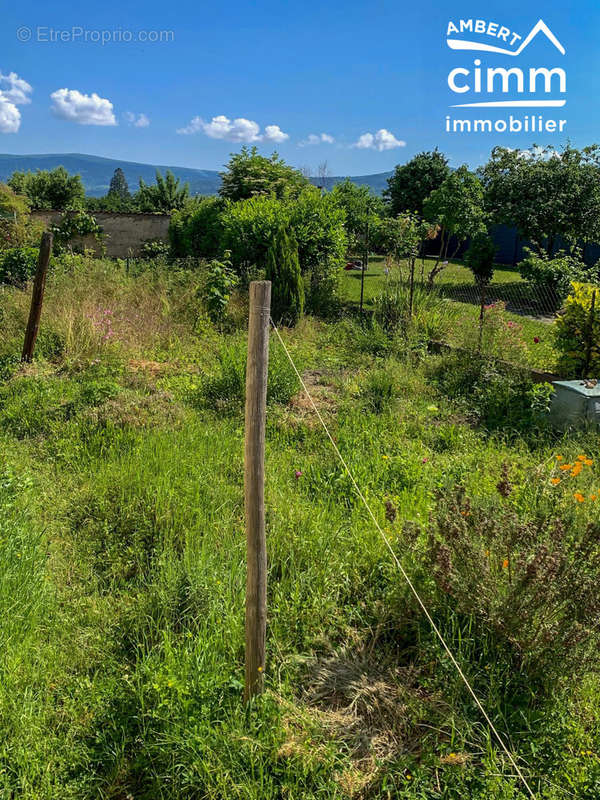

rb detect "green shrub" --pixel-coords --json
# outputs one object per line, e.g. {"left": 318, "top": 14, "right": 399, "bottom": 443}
{"left": 51, "top": 210, "right": 103, "bottom": 254}
{"left": 287, "top": 189, "right": 346, "bottom": 315}
{"left": 555, "top": 282, "right": 600, "bottom": 378}
{"left": 205, "top": 251, "right": 238, "bottom": 324}
{"left": 464, "top": 231, "right": 496, "bottom": 288}
{"left": 429, "top": 351, "right": 549, "bottom": 432}
{"left": 519, "top": 248, "right": 599, "bottom": 307}
{"left": 220, "top": 189, "right": 346, "bottom": 314}
{"left": 169, "top": 197, "right": 225, "bottom": 259}
{"left": 0, "top": 246, "right": 39, "bottom": 286}
{"left": 139, "top": 238, "right": 171, "bottom": 260}
{"left": 265, "top": 228, "right": 304, "bottom": 324}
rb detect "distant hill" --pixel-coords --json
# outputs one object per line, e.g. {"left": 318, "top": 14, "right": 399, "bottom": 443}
{"left": 0, "top": 153, "right": 392, "bottom": 197}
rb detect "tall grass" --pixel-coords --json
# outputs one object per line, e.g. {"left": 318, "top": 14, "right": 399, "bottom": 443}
{"left": 0, "top": 258, "right": 598, "bottom": 798}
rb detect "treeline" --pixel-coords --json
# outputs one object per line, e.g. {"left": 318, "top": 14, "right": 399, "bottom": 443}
{"left": 3, "top": 142, "right": 600, "bottom": 318}
{"left": 4, "top": 165, "right": 190, "bottom": 214}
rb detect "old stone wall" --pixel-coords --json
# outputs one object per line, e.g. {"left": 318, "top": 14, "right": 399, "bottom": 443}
{"left": 31, "top": 211, "right": 171, "bottom": 258}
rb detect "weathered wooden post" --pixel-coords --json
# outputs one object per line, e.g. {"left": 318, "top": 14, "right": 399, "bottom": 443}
{"left": 244, "top": 280, "right": 271, "bottom": 702}
{"left": 22, "top": 231, "right": 53, "bottom": 363}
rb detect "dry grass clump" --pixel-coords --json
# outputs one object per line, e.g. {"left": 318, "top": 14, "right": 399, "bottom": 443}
{"left": 303, "top": 649, "right": 425, "bottom": 761}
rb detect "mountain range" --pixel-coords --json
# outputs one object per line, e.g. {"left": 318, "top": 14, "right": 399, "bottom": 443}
{"left": 0, "top": 153, "right": 392, "bottom": 197}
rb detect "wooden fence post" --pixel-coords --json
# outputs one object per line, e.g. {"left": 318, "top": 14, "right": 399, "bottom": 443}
{"left": 22, "top": 231, "right": 53, "bottom": 363}
{"left": 244, "top": 280, "right": 271, "bottom": 703}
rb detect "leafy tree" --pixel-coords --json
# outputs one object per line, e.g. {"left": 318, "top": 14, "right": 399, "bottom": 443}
{"left": 373, "top": 212, "right": 428, "bottom": 317}
{"left": 384, "top": 148, "right": 450, "bottom": 217}
{"left": 423, "top": 166, "right": 486, "bottom": 284}
{"left": 374, "top": 212, "right": 425, "bottom": 264}
{"left": 480, "top": 144, "right": 600, "bottom": 256}
{"left": 330, "top": 179, "right": 384, "bottom": 251}
{"left": 8, "top": 166, "right": 85, "bottom": 210}
{"left": 265, "top": 228, "right": 304, "bottom": 324}
{"left": 464, "top": 231, "right": 498, "bottom": 349}
{"left": 108, "top": 168, "right": 130, "bottom": 200}
{"left": 219, "top": 146, "right": 309, "bottom": 201}
{"left": 136, "top": 170, "right": 190, "bottom": 212}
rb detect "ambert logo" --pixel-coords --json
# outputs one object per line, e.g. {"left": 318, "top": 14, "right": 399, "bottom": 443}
{"left": 444, "top": 18, "right": 567, "bottom": 135}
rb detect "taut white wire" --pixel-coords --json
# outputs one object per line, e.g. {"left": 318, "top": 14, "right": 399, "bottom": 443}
{"left": 270, "top": 319, "right": 537, "bottom": 800}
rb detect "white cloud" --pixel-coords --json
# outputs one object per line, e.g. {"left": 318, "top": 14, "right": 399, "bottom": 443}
{"left": 50, "top": 88, "right": 117, "bottom": 126}
{"left": 299, "top": 132, "right": 335, "bottom": 147}
{"left": 0, "top": 71, "right": 33, "bottom": 105}
{"left": 0, "top": 97, "right": 20, "bottom": 133}
{"left": 124, "top": 111, "right": 150, "bottom": 128}
{"left": 0, "top": 71, "right": 32, "bottom": 133}
{"left": 264, "top": 124, "right": 289, "bottom": 143}
{"left": 353, "top": 128, "right": 406, "bottom": 151}
{"left": 178, "top": 114, "right": 260, "bottom": 141}
{"left": 177, "top": 114, "right": 289, "bottom": 144}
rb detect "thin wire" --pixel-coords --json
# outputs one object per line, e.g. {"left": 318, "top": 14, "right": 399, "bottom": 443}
{"left": 269, "top": 318, "right": 538, "bottom": 800}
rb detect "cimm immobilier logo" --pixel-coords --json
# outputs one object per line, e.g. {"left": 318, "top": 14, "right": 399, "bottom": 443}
{"left": 444, "top": 19, "right": 566, "bottom": 135}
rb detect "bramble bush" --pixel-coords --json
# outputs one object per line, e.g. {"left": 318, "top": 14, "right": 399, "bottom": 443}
{"left": 555, "top": 282, "right": 600, "bottom": 377}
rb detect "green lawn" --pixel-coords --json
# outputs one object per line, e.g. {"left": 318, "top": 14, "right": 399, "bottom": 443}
{"left": 0, "top": 258, "right": 598, "bottom": 799}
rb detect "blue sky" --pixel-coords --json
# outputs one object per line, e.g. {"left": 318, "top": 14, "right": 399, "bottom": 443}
{"left": 1, "top": 0, "right": 598, "bottom": 175}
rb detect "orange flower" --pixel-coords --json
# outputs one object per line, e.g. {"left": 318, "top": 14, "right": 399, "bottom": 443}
{"left": 556, "top": 455, "right": 564, "bottom": 461}
{"left": 590, "top": 494, "right": 598, "bottom": 501}
{"left": 550, "top": 478, "right": 561, "bottom": 486}
{"left": 502, "top": 558, "right": 509, "bottom": 569}
{"left": 559, "top": 464, "right": 573, "bottom": 471}
{"left": 574, "top": 492, "right": 586, "bottom": 503}
{"left": 571, "top": 463, "right": 583, "bottom": 477}
{"left": 577, "top": 455, "right": 588, "bottom": 462}
{"left": 584, "top": 459, "right": 594, "bottom": 466}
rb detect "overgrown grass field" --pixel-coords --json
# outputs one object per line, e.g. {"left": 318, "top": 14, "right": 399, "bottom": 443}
{"left": 0, "top": 256, "right": 599, "bottom": 799}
